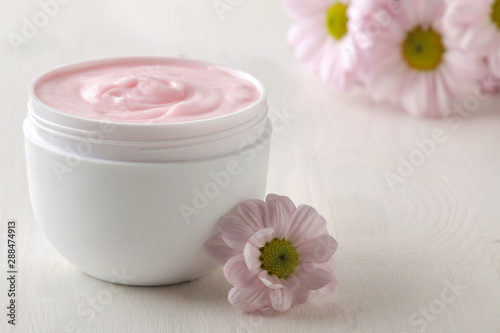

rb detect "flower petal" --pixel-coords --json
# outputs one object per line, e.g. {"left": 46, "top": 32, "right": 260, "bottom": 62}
{"left": 297, "top": 234, "right": 338, "bottom": 263}
{"left": 363, "top": 49, "right": 405, "bottom": 104}
{"left": 203, "top": 234, "right": 238, "bottom": 266}
{"left": 258, "top": 270, "right": 284, "bottom": 290}
{"left": 319, "top": 39, "right": 341, "bottom": 83}
{"left": 218, "top": 214, "right": 244, "bottom": 230}
{"left": 489, "top": 38, "right": 500, "bottom": 76}
{"left": 317, "top": 275, "right": 340, "bottom": 295}
{"left": 244, "top": 242, "right": 262, "bottom": 271}
{"left": 433, "top": 70, "right": 451, "bottom": 116}
{"left": 287, "top": 17, "right": 329, "bottom": 72}
{"left": 224, "top": 254, "right": 260, "bottom": 289}
{"left": 265, "top": 196, "right": 293, "bottom": 238}
{"left": 295, "top": 266, "right": 334, "bottom": 290}
{"left": 287, "top": 205, "right": 328, "bottom": 246}
{"left": 237, "top": 199, "right": 267, "bottom": 232}
{"left": 286, "top": 276, "right": 311, "bottom": 306}
{"left": 265, "top": 194, "right": 296, "bottom": 212}
{"left": 401, "top": 72, "right": 428, "bottom": 116}
{"left": 228, "top": 286, "right": 271, "bottom": 313}
{"left": 269, "top": 285, "right": 293, "bottom": 311}
{"left": 310, "top": 274, "right": 340, "bottom": 299}
{"left": 248, "top": 227, "right": 274, "bottom": 248}
{"left": 221, "top": 219, "right": 254, "bottom": 251}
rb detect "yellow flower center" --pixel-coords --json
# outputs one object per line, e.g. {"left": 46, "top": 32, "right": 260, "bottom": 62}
{"left": 402, "top": 26, "right": 445, "bottom": 71}
{"left": 491, "top": 0, "right": 500, "bottom": 29}
{"left": 326, "top": 2, "right": 349, "bottom": 40}
{"left": 259, "top": 238, "right": 298, "bottom": 279}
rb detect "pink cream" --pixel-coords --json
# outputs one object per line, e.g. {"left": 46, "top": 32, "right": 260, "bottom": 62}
{"left": 34, "top": 58, "right": 261, "bottom": 123}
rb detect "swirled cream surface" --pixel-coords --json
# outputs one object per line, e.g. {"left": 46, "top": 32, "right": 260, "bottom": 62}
{"left": 34, "top": 58, "right": 261, "bottom": 123}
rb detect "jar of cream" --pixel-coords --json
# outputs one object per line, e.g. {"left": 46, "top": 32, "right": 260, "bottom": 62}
{"left": 24, "top": 57, "right": 271, "bottom": 286}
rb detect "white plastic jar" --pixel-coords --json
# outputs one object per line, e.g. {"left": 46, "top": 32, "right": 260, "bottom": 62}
{"left": 23, "top": 57, "right": 271, "bottom": 286}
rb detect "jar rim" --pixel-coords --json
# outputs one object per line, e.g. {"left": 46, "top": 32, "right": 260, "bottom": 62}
{"left": 28, "top": 56, "right": 267, "bottom": 127}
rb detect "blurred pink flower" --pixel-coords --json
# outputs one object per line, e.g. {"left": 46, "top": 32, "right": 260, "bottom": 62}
{"left": 350, "top": 0, "right": 486, "bottom": 116}
{"left": 444, "top": 0, "right": 500, "bottom": 77}
{"left": 479, "top": 71, "right": 500, "bottom": 94}
{"left": 204, "top": 194, "right": 339, "bottom": 313}
{"left": 283, "top": 0, "right": 360, "bottom": 89}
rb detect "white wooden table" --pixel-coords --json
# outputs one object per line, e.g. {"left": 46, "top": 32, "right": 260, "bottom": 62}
{"left": 1, "top": 1, "right": 499, "bottom": 332}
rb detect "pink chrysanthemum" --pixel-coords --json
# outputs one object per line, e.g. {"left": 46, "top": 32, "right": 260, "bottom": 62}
{"left": 445, "top": 0, "right": 500, "bottom": 77}
{"left": 283, "top": 0, "right": 360, "bottom": 89}
{"left": 357, "top": 0, "right": 486, "bottom": 116}
{"left": 204, "top": 194, "right": 339, "bottom": 313}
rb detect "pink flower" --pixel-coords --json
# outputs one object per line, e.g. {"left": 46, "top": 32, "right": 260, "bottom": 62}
{"left": 444, "top": 0, "right": 500, "bottom": 77}
{"left": 204, "top": 194, "right": 339, "bottom": 313}
{"left": 479, "top": 71, "right": 500, "bottom": 95}
{"left": 347, "top": 0, "right": 402, "bottom": 51}
{"left": 354, "top": 0, "right": 486, "bottom": 116}
{"left": 283, "top": 0, "right": 361, "bottom": 90}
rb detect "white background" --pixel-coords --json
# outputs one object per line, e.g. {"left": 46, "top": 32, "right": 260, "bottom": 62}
{"left": 1, "top": 0, "right": 500, "bottom": 332}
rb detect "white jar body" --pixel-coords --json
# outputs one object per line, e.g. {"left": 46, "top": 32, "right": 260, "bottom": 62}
{"left": 24, "top": 119, "right": 271, "bottom": 286}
